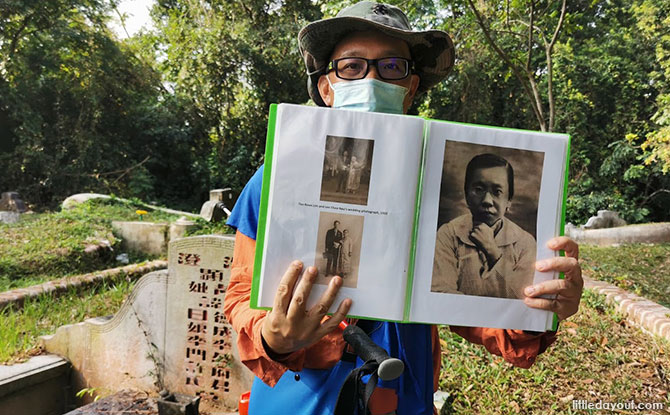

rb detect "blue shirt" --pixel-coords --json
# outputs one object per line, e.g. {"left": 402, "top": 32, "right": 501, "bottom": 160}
{"left": 227, "top": 165, "right": 434, "bottom": 415}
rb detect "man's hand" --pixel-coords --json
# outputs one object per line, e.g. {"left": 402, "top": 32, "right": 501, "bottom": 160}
{"left": 261, "top": 261, "right": 352, "bottom": 355}
{"left": 469, "top": 222, "right": 502, "bottom": 269}
{"left": 523, "top": 237, "right": 583, "bottom": 321}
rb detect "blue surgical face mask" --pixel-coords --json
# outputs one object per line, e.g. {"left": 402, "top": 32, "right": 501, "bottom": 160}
{"left": 327, "top": 77, "right": 408, "bottom": 114}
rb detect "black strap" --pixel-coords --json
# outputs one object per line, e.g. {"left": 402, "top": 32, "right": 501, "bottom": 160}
{"left": 334, "top": 360, "right": 379, "bottom": 415}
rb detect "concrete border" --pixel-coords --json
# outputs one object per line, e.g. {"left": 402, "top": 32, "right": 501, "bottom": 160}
{"left": 584, "top": 275, "right": 670, "bottom": 341}
{"left": 0, "top": 260, "right": 167, "bottom": 311}
{"left": 0, "top": 354, "right": 72, "bottom": 414}
{"left": 566, "top": 223, "right": 670, "bottom": 246}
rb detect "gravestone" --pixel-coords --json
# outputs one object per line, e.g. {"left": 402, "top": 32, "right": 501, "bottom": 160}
{"left": 0, "top": 211, "right": 20, "bottom": 224}
{"left": 0, "top": 192, "right": 27, "bottom": 213}
{"left": 199, "top": 189, "right": 234, "bottom": 222}
{"left": 41, "top": 235, "right": 253, "bottom": 412}
{"left": 162, "top": 236, "right": 250, "bottom": 408}
{"left": 582, "top": 210, "right": 627, "bottom": 229}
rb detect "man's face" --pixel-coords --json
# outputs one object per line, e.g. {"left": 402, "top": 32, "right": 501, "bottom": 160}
{"left": 465, "top": 166, "right": 512, "bottom": 227}
{"left": 334, "top": 221, "right": 340, "bottom": 230}
{"left": 317, "top": 30, "right": 420, "bottom": 114}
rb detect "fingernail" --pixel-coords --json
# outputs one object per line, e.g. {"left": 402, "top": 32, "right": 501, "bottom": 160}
{"left": 525, "top": 286, "right": 536, "bottom": 295}
{"left": 307, "top": 266, "right": 317, "bottom": 274}
{"left": 536, "top": 261, "right": 548, "bottom": 271}
{"left": 292, "top": 260, "right": 303, "bottom": 268}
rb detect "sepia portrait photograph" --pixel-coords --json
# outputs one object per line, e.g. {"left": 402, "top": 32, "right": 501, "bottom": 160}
{"left": 320, "top": 135, "right": 374, "bottom": 206}
{"left": 313, "top": 211, "right": 364, "bottom": 289}
{"left": 430, "top": 141, "right": 544, "bottom": 300}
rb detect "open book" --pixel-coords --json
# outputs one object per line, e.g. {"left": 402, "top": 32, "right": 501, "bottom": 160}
{"left": 251, "top": 103, "right": 569, "bottom": 331}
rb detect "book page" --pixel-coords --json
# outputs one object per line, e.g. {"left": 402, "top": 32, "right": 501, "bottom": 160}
{"left": 410, "top": 121, "right": 568, "bottom": 331}
{"left": 256, "top": 104, "right": 425, "bottom": 321}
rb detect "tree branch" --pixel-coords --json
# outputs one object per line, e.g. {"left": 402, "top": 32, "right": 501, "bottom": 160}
{"left": 547, "top": 0, "right": 567, "bottom": 131}
{"left": 66, "top": 156, "right": 152, "bottom": 181}
{"left": 548, "top": 0, "right": 567, "bottom": 54}
{"left": 466, "top": 0, "right": 546, "bottom": 130}
{"left": 641, "top": 189, "right": 670, "bottom": 207}
{"left": 526, "top": 0, "right": 534, "bottom": 72}
{"left": 6, "top": 13, "right": 32, "bottom": 60}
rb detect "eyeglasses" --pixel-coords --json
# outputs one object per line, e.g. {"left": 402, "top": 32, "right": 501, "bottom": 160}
{"left": 327, "top": 57, "right": 414, "bottom": 81}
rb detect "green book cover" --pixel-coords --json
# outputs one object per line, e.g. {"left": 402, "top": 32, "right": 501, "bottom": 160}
{"left": 252, "top": 103, "right": 570, "bottom": 332}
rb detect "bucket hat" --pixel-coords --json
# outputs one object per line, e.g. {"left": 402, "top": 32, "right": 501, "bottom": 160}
{"left": 298, "top": 1, "right": 455, "bottom": 107}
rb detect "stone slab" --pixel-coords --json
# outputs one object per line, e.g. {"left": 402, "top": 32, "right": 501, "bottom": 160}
{"left": 163, "top": 236, "right": 253, "bottom": 411}
{"left": 64, "top": 390, "right": 239, "bottom": 415}
{"left": 42, "top": 270, "right": 170, "bottom": 398}
{"left": 41, "top": 236, "right": 253, "bottom": 413}
{"left": 112, "top": 221, "right": 170, "bottom": 255}
{"left": 0, "top": 211, "right": 20, "bottom": 224}
{"left": 566, "top": 223, "right": 670, "bottom": 246}
{"left": 0, "top": 354, "right": 69, "bottom": 398}
{"left": 0, "top": 354, "right": 71, "bottom": 415}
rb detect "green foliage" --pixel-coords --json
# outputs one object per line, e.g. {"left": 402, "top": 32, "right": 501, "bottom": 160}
{"left": 0, "top": 0, "right": 212, "bottom": 210}
{"left": 148, "top": 0, "right": 322, "bottom": 200}
{"left": 185, "top": 217, "right": 234, "bottom": 237}
{"left": 633, "top": 0, "right": 670, "bottom": 173}
{"left": 3, "top": 0, "right": 670, "bottom": 224}
{"left": 0, "top": 198, "right": 169, "bottom": 291}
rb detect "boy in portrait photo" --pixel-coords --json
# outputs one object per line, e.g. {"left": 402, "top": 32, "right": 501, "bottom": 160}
{"left": 431, "top": 152, "right": 538, "bottom": 299}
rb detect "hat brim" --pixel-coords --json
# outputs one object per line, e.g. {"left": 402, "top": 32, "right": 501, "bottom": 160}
{"left": 299, "top": 16, "right": 455, "bottom": 106}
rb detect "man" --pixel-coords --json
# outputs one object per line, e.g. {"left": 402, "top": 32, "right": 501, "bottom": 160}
{"left": 223, "top": 2, "right": 583, "bottom": 414}
{"left": 325, "top": 220, "right": 343, "bottom": 276}
{"left": 431, "top": 153, "right": 536, "bottom": 299}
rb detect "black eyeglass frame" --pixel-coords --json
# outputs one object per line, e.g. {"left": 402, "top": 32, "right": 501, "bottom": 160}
{"left": 326, "top": 57, "right": 415, "bottom": 81}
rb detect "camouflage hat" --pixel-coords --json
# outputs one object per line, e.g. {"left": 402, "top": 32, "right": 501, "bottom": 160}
{"left": 298, "top": 1, "right": 455, "bottom": 107}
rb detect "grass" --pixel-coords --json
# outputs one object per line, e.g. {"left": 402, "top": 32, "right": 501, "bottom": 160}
{"left": 0, "top": 277, "right": 136, "bottom": 364}
{"left": 438, "top": 289, "right": 670, "bottom": 414}
{"left": 185, "top": 216, "right": 234, "bottom": 236}
{"left": 580, "top": 243, "right": 670, "bottom": 308}
{"left": 3, "top": 203, "right": 668, "bottom": 412}
{"left": 0, "top": 198, "right": 179, "bottom": 291}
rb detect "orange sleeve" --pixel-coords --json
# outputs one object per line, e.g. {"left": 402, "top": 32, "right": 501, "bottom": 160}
{"left": 448, "top": 326, "right": 557, "bottom": 369}
{"left": 223, "top": 231, "right": 345, "bottom": 387}
{"left": 223, "top": 231, "right": 305, "bottom": 386}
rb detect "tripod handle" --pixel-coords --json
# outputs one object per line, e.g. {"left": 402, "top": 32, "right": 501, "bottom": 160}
{"left": 340, "top": 323, "right": 405, "bottom": 381}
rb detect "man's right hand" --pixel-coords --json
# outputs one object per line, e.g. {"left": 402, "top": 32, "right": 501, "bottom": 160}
{"left": 261, "top": 261, "right": 352, "bottom": 356}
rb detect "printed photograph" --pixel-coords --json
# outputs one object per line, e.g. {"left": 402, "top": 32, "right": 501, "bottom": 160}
{"left": 430, "top": 141, "right": 544, "bottom": 300}
{"left": 313, "top": 211, "right": 364, "bottom": 289}
{"left": 320, "top": 135, "right": 374, "bottom": 206}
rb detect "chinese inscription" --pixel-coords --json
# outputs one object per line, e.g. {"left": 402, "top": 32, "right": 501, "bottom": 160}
{"left": 183, "top": 264, "right": 234, "bottom": 400}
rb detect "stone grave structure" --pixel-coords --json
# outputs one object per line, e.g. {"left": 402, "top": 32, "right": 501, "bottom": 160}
{"left": 0, "top": 191, "right": 27, "bottom": 224}
{"left": 111, "top": 217, "right": 197, "bottom": 256}
{"left": 41, "top": 235, "right": 253, "bottom": 412}
{"left": 581, "top": 210, "right": 627, "bottom": 229}
{"left": 200, "top": 189, "right": 234, "bottom": 222}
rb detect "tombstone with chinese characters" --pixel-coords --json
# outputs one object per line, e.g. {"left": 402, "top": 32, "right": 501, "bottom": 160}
{"left": 41, "top": 235, "right": 253, "bottom": 412}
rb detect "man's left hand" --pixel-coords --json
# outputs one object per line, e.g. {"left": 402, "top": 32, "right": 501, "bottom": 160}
{"left": 523, "top": 236, "right": 583, "bottom": 321}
